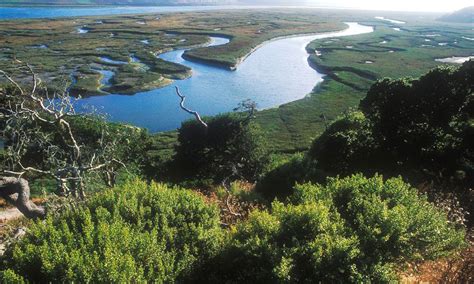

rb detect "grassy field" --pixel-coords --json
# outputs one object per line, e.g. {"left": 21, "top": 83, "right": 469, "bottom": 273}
{"left": 0, "top": 15, "right": 208, "bottom": 95}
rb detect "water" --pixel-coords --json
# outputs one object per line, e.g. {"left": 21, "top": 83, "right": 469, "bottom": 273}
{"left": 436, "top": 56, "right": 474, "bottom": 64}
{"left": 0, "top": 7, "right": 374, "bottom": 132}
{"left": 374, "top": 16, "right": 405, "bottom": 24}
{"left": 99, "top": 56, "right": 127, "bottom": 65}
{"left": 75, "top": 23, "right": 373, "bottom": 132}
{"left": 77, "top": 27, "right": 89, "bottom": 33}
{"left": 94, "top": 69, "right": 114, "bottom": 87}
{"left": 0, "top": 6, "right": 234, "bottom": 20}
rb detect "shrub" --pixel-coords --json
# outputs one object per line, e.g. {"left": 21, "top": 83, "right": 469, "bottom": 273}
{"left": 255, "top": 153, "right": 314, "bottom": 200}
{"left": 194, "top": 175, "right": 465, "bottom": 283}
{"left": 309, "top": 61, "right": 474, "bottom": 184}
{"left": 1, "top": 180, "right": 224, "bottom": 282}
{"left": 309, "top": 111, "right": 378, "bottom": 175}
{"left": 173, "top": 113, "right": 268, "bottom": 183}
{"left": 290, "top": 175, "right": 466, "bottom": 263}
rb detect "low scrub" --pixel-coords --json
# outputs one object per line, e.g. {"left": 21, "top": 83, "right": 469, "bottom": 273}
{"left": 194, "top": 175, "right": 465, "bottom": 282}
{"left": 0, "top": 180, "right": 224, "bottom": 282}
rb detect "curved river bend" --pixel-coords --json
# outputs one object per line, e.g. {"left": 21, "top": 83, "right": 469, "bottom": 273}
{"left": 76, "top": 22, "right": 373, "bottom": 132}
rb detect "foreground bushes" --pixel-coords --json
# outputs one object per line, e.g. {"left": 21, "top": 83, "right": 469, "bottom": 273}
{"left": 1, "top": 180, "right": 223, "bottom": 282}
{"left": 1, "top": 176, "right": 465, "bottom": 282}
{"left": 195, "top": 175, "right": 465, "bottom": 282}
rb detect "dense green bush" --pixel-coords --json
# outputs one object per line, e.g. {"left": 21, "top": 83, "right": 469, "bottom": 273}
{"left": 309, "top": 111, "right": 377, "bottom": 175}
{"left": 0, "top": 180, "right": 224, "bottom": 282}
{"left": 309, "top": 61, "right": 473, "bottom": 183}
{"left": 258, "top": 62, "right": 473, "bottom": 201}
{"left": 173, "top": 113, "right": 269, "bottom": 183}
{"left": 195, "top": 175, "right": 465, "bottom": 283}
{"left": 255, "top": 153, "right": 318, "bottom": 200}
{"left": 290, "top": 175, "right": 465, "bottom": 262}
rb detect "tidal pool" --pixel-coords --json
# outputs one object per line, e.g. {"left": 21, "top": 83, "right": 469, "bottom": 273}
{"left": 74, "top": 23, "right": 373, "bottom": 132}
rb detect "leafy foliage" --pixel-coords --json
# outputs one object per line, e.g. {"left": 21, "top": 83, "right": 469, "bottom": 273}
{"left": 0, "top": 180, "right": 224, "bottom": 282}
{"left": 309, "top": 61, "right": 474, "bottom": 183}
{"left": 255, "top": 153, "right": 314, "bottom": 200}
{"left": 194, "top": 175, "right": 465, "bottom": 283}
{"left": 309, "top": 111, "right": 377, "bottom": 174}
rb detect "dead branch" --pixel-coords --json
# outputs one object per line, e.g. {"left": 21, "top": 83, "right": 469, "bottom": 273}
{"left": 175, "top": 86, "right": 208, "bottom": 128}
{"left": 221, "top": 177, "right": 242, "bottom": 218}
{"left": 0, "top": 61, "right": 128, "bottom": 216}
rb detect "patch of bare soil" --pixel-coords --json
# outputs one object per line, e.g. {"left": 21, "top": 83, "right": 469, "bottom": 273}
{"left": 0, "top": 207, "right": 23, "bottom": 224}
{"left": 401, "top": 232, "right": 474, "bottom": 283}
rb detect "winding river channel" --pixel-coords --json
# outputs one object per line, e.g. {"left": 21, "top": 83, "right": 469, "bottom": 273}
{"left": 75, "top": 22, "right": 373, "bottom": 131}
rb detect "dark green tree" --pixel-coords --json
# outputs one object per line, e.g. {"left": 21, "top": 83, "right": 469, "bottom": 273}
{"left": 173, "top": 95, "right": 268, "bottom": 184}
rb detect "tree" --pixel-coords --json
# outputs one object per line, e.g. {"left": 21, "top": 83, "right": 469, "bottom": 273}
{"left": 0, "top": 62, "right": 133, "bottom": 218}
{"left": 172, "top": 87, "right": 268, "bottom": 184}
{"left": 309, "top": 61, "right": 474, "bottom": 183}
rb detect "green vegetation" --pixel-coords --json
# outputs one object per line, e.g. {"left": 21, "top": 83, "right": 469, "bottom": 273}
{"left": 224, "top": 175, "right": 462, "bottom": 282}
{"left": 257, "top": 18, "right": 473, "bottom": 152}
{"left": 0, "top": 15, "right": 208, "bottom": 95}
{"left": 180, "top": 11, "right": 343, "bottom": 69}
{"left": 1, "top": 180, "right": 224, "bottom": 282}
{"left": 309, "top": 62, "right": 473, "bottom": 185}
{"left": 257, "top": 61, "right": 473, "bottom": 226}
{"left": 0, "top": 10, "right": 343, "bottom": 96}
{"left": 0, "top": 175, "right": 465, "bottom": 282}
{"left": 171, "top": 112, "right": 269, "bottom": 184}
{"left": 0, "top": 10, "right": 472, "bottom": 282}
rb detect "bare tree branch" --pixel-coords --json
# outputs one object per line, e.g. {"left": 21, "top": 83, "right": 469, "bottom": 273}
{"left": 175, "top": 86, "right": 208, "bottom": 128}
{"left": 0, "top": 62, "right": 129, "bottom": 216}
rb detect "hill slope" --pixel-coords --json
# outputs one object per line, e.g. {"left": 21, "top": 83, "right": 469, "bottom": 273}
{"left": 438, "top": 6, "right": 474, "bottom": 23}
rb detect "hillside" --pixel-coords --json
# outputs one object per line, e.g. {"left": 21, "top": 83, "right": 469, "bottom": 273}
{"left": 438, "top": 6, "right": 474, "bottom": 23}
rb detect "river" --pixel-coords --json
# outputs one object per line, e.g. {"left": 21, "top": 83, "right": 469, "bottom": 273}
{"left": 75, "top": 22, "right": 373, "bottom": 132}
